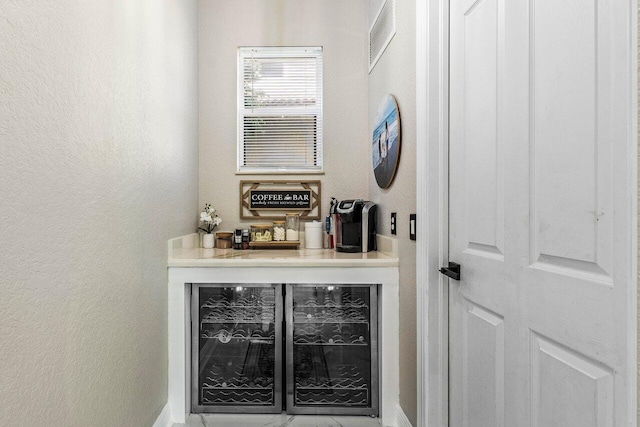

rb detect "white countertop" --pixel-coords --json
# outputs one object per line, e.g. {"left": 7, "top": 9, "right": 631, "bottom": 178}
{"left": 167, "top": 234, "right": 399, "bottom": 268}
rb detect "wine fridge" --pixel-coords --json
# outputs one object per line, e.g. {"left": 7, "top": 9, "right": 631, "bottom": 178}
{"left": 286, "top": 284, "right": 378, "bottom": 416}
{"left": 191, "top": 284, "right": 282, "bottom": 413}
{"left": 191, "top": 284, "right": 378, "bottom": 416}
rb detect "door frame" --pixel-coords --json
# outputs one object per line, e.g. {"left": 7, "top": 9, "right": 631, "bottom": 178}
{"left": 415, "top": 0, "right": 450, "bottom": 425}
{"left": 415, "top": 1, "right": 638, "bottom": 426}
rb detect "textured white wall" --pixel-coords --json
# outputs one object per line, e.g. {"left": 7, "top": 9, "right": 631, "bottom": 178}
{"left": 0, "top": 1, "right": 199, "bottom": 426}
{"left": 368, "top": 0, "right": 418, "bottom": 425}
{"left": 198, "top": 0, "right": 370, "bottom": 231}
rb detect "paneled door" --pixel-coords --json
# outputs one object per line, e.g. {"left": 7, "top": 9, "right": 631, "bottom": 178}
{"left": 448, "top": 0, "right": 636, "bottom": 425}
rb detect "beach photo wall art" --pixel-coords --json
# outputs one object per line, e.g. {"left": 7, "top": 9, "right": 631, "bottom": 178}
{"left": 372, "top": 94, "right": 401, "bottom": 189}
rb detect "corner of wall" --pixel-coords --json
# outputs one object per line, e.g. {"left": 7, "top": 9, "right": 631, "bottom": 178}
{"left": 395, "top": 404, "right": 414, "bottom": 427}
{"left": 367, "top": 0, "right": 418, "bottom": 425}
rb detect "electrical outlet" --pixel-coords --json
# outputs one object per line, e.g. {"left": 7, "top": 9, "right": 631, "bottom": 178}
{"left": 391, "top": 212, "right": 397, "bottom": 235}
{"left": 410, "top": 214, "right": 416, "bottom": 240}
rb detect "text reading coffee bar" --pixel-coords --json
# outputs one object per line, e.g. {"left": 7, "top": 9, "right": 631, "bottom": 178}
{"left": 249, "top": 190, "right": 312, "bottom": 210}
{"left": 240, "top": 180, "right": 321, "bottom": 220}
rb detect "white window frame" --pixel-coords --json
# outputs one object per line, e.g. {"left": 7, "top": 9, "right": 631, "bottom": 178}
{"left": 237, "top": 46, "right": 324, "bottom": 174}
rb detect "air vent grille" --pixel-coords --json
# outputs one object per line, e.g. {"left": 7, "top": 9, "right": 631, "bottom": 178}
{"left": 369, "top": 0, "right": 396, "bottom": 72}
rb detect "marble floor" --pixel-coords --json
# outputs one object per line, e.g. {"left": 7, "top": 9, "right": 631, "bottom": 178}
{"left": 172, "top": 413, "right": 382, "bottom": 427}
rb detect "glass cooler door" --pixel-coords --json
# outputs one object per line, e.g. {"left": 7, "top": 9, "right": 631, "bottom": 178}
{"left": 286, "top": 284, "right": 378, "bottom": 416}
{"left": 191, "top": 284, "right": 282, "bottom": 413}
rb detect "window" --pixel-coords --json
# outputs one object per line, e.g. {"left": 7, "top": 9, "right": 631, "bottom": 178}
{"left": 238, "top": 47, "right": 323, "bottom": 173}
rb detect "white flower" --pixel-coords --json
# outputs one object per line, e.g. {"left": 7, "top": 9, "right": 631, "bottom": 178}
{"left": 198, "top": 203, "right": 222, "bottom": 233}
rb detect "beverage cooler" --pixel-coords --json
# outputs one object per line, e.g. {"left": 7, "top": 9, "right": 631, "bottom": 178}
{"left": 286, "top": 284, "right": 378, "bottom": 416}
{"left": 191, "top": 284, "right": 378, "bottom": 416}
{"left": 191, "top": 284, "right": 283, "bottom": 413}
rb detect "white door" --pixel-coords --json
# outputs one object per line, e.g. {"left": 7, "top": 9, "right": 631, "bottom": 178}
{"left": 448, "top": 0, "right": 636, "bottom": 425}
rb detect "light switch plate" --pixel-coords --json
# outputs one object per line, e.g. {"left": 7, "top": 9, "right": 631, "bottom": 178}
{"left": 391, "top": 212, "right": 397, "bottom": 235}
{"left": 409, "top": 214, "right": 416, "bottom": 240}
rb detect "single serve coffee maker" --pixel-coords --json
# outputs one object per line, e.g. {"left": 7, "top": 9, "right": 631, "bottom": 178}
{"left": 332, "top": 199, "right": 377, "bottom": 253}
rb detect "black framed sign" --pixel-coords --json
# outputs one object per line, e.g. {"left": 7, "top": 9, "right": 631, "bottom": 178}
{"left": 248, "top": 190, "right": 312, "bottom": 210}
{"left": 240, "top": 180, "right": 321, "bottom": 220}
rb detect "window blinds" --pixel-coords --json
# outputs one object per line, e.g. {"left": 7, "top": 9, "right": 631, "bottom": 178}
{"left": 238, "top": 47, "right": 323, "bottom": 172}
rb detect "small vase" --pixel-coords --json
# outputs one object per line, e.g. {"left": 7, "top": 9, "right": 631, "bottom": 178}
{"left": 202, "top": 233, "right": 214, "bottom": 249}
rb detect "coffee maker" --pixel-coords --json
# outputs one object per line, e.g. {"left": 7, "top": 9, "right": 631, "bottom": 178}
{"left": 332, "top": 199, "right": 377, "bottom": 253}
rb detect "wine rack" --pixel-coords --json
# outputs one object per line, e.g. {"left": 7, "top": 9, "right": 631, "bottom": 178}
{"left": 191, "top": 284, "right": 282, "bottom": 414}
{"left": 286, "top": 285, "right": 378, "bottom": 416}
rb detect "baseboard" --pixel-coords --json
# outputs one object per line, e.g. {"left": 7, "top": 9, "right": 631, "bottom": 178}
{"left": 152, "top": 403, "right": 171, "bottom": 427}
{"left": 395, "top": 404, "right": 413, "bottom": 427}
{"left": 154, "top": 403, "right": 405, "bottom": 427}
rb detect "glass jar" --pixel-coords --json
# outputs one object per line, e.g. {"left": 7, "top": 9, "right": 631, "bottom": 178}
{"left": 272, "top": 220, "right": 286, "bottom": 241}
{"left": 285, "top": 213, "right": 300, "bottom": 241}
{"left": 251, "top": 224, "right": 273, "bottom": 242}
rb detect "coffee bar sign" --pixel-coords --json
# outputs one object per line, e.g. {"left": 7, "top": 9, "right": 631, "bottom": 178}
{"left": 249, "top": 190, "right": 312, "bottom": 210}
{"left": 240, "top": 180, "right": 321, "bottom": 220}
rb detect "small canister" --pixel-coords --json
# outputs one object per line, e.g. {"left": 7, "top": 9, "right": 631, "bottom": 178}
{"left": 304, "top": 221, "right": 324, "bottom": 249}
{"left": 251, "top": 224, "right": 273, "bottom": 242}
{"left": 241, "top": 229, "right": 250, "bottom": 249}
{"left": 233, "top": 229, "right": 243, "bottom": 249}
{"left": 216, "top": 231, "right": 233, "bottom": 249}
{"left": 272, "top": 220, "right": 286, "bottom": 241}
{"left": 285, "top": 213, "right": 300, "bottom": 241}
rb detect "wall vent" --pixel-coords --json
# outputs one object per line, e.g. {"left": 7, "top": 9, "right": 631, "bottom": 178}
{"left": 369, "top": 0, "right": 396, "bottom": 73}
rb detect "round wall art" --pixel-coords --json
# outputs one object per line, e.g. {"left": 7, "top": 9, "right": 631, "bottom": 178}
{"left": 372, "top": 94, "right": 401, "bottom": 189}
